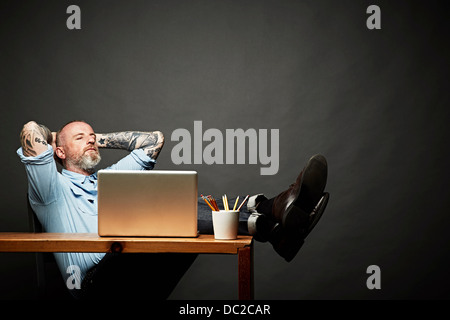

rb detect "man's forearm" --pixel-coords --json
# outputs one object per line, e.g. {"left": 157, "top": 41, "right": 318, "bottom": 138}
{"left": 96, "top": 131, "right": 165, "bottom": 160}
{"left": 20, "top": 121, "right": 52, "bottom": 157}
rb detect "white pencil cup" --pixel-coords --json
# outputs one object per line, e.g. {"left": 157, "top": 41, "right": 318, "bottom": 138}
{"left": 212, "top": 210, "right": 240, "bottom": 240}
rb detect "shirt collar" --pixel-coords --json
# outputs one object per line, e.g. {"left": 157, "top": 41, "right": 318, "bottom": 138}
{"left": 62, "top": 169, "right": 98, "bottom": 185}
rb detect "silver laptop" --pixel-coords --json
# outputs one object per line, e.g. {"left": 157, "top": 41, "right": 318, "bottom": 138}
{"left": 97, "top": 170, "right": 198, "bottom": 237}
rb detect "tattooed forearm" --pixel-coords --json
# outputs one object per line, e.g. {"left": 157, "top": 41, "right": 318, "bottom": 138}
{"left": 20, "top": 121, "right": 52, "bottom": 157}
{"left": 21, "top": 131, "right": 37, "bottom": 157}
{"left": 96, "top": 131, "right": 165, "bottom": 160}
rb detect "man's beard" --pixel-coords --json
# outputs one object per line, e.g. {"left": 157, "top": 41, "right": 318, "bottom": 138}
{"left": 70, "top": 150, "right": 101, "bottom": 174}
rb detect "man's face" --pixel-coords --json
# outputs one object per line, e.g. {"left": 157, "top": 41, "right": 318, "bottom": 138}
{"left": 57, "top": 121, "right": 101, "bottom": 173}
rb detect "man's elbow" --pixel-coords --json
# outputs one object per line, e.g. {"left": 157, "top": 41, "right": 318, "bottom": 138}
{"left": 20, "top": 121, "right": 53, "bottom": 148}
{"left": 21, "top": 121, "right": 38, "bottom": 133}
{"left": 144, "top": 130, "right": 165, "bottom": 160}
{"left": 156, "top": 130, "right": 165, "bottom": 147}
{"left": 20, "top": 121, "right": 39, "bottom": 143}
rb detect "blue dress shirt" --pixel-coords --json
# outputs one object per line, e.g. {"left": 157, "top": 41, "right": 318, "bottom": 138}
{"left": 17, "top": 144, "right": 156, "bottom": 286}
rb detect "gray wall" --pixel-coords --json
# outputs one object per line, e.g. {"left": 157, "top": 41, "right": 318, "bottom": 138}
{"left": 1, "top": 0, "right": 449, "bottom": 299}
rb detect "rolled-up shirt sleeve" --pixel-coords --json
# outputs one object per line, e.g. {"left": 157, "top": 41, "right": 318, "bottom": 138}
{"left": 17, "top": 144, "right": 59, "bottom": 205}
{"left": 107, "top": 149, "right": 156, "bottom": 171}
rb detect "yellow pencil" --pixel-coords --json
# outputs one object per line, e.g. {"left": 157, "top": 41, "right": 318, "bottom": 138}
{"left": 223, "top": 194, "right": 229, "bottom": 211}
{"left": 233, "top": 196, "right": 239, "bottom": 210}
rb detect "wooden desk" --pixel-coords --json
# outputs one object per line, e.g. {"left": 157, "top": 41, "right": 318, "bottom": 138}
{"left": 0, "top": 233, "right": 254, "bottom": 300}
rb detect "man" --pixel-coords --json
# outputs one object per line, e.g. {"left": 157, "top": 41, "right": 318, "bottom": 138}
{"left": 17, "top": 120, "right": 329, "bottom": 299}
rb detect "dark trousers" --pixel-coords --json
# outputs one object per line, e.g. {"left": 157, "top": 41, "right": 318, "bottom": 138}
{"left": 77, "top": 196, "right": 257, "bottom": 300}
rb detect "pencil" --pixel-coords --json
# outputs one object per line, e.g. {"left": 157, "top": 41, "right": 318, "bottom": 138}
{"left": 222, "top": 195, "right": 226, "bottom": 210}
{"left": 201, "top": 194, "right": 215, "bottom": 211}
{"left": 208, "top": 195, "right": 220, "bottom": 211}
{"left": 233, "top": 196, "right": 239, "bottom": 210}
{"left": 223, "top": 194, "right": 230, "bottom": 211}
{"left": 237, "top": 195, "right": 249, "bottom": 211}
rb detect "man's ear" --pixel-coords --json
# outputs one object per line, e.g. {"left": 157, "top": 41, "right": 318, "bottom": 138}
{"left": 55, "top": 147, "right": 66, "bottom": 161}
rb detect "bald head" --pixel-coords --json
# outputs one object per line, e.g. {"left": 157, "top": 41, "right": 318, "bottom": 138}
{"left": 54, "top": 120, "right": 101, "bottom": 175}
{"left": 56, "top": 120, "right": 90, "bottom": 147}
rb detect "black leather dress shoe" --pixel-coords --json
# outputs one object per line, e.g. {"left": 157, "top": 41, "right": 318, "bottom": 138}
{"left": 247, "top": 193, "right": 329, "bottom": 261}
{"left": 246, "top": 154, "right": 329, "bottom": 261}
{"left": 271, "top": 192, "right": 329, "bottom": 262}
{"left": 272, "top": 154, "right": 328, "bottom": 237}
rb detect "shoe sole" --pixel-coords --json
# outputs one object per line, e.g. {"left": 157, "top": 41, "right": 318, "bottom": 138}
{"left": 282, "top": 154, "right": 328, "bottom": 237}
{"left": 275, "top": 193, "right": 329, "bottom": 262}
{"left": 306, "top": 192, "right": 329, "bottom": 236}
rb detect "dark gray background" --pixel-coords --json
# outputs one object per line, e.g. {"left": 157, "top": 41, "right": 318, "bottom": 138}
{"left": 1, "top": 0, "right": 449, "bottom": 299}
